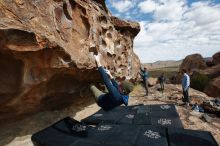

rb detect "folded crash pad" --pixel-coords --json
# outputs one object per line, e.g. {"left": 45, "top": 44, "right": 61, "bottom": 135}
{"left": 31, "top": 117, "right": 88, "bottom": 146}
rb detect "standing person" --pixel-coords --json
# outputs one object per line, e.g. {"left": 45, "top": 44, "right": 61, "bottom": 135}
{"left": 158, "top": 73, "right": 165, "bottom": 93}
{"left": 139, "top": 67, "right": 149, "bottom": 96}
{"left": 182, "top": 69, "right": 190, "bottom": 107}
{"left": 90, "top": 54, "right": 134, "bottom": 111}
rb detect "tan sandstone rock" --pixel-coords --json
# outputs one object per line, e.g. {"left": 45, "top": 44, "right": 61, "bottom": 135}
{"left": 199, "top": 64, "right": 220, "bottom": 79}
{"left": 148, "top": 77, "right": 157, "bottom": 87}
{"left": 204, "top": 77, "right": 220, "bottom": 98}
{"left": 213, "top": 51, "right": 220, "bottom": 65}
{"left": 0, "top": 0, "right": 140, "bottom": 120}
{"left": 179, "top": 54, "right": 207, "bottom": 74}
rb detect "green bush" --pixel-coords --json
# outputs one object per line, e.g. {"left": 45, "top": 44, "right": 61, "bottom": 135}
{"left": 121, "top": 81, "right": 134, "bottom": 94}
{"left": 191, "top": 73, "right": 210, "bottom": 91}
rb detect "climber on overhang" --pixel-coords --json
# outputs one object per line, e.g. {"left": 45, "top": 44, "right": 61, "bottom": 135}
{"left": 90, "top": 53, "right": 134, "bottom": 111}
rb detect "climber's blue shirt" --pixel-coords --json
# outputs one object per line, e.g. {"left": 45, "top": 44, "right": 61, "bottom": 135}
{"left": 182, "top": 73, "right": 190, "bottom": 91}
{"left": 140, "top": 69, "right": 148, "bottom": 81}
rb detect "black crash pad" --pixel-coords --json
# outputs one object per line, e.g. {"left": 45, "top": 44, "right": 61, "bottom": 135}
{"left": 168, "top": 128, "right": 218, "bottom": 146}
{"left": 82, "top": 110, "right": 121, "bottom": 125}
{"left": 151, "top": 110, "right": 180, "bottom": 119}
{"left": 82, "top": 105, "right": 151, "bottom": 125}
{"left": 70, "top": 140, "right": 124, "bottom": 146}
{"left": 31, "top": 117, "right": 88, "bottom": 146}
{"left": 151, "top": 110, "right": 183, "bottom": 128}
{"left": 86, "top": 124, "right": 115, "bottom": 143}
{"left": 151, "top": 117, "right": 183, "bottom": 128}
{"left": 32, "top": 112, "right": 218, "bottom": 146}
{"left": 82, "top": 106, "right": 137, "bottom": 125}
{"left": 104, "top": 125, "right": 141, "bottom": 146}
{"left": 116, "top": 111, "right": 136, "bottom": 124}
{"left": 32, "top": 118, "right": 141, "bottom": 146}
{"left": 136, "top": 105, "right": 151, "bottom": 113}
{"left": 136, "top": 125, "right": 168, "bottom": 146}
{"left": 133, "top": 112, "right": 151, "bottom": 125}
{"left": 110, "top": 105, "right": 141, "bottom": 113}
{"left": 133, "top": 105, "right": 151, "bottom": 125}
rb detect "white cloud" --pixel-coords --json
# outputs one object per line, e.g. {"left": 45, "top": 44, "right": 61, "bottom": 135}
{"left": 134, "top": 1, "right": 220, "bottom": 63}
{"left": 138, "top": 0, "right": 157, "bottom": 13}
{"left": 107, "top": 0, "right": 220, "bottom": 63}
{"left": 183, "top": 1, "right": 220, "bottom": 26}
{"left": 109, "top": 0, "right": 134, "bottom": 13}
{"left": 154, "top": 0, "right": 187, "bottom": 21}
{"left": 138, "top": 0, "right": 187, "bottom": 21}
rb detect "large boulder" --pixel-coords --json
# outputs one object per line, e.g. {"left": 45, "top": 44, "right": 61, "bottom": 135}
{"left": 0, "top": 0, "right": 141, "bottom": 120}
{"left": 148, "top": 77, "right": 157, "bottom": 87}
{"left": 213, "top": 51, "right": 220, "bottom": 65}
{"left": 192, "top": 64, "right": 220, "bottom": 97}
{"left": 199, "top": 64, "right": 220, "bottom": 79}
{"left": 204, "top": 77, "right": 220, "bottom": 98}
{"left": 204, "top": 57, "right": 214, "bottom": 67}
{"left": 179, "top": 54, "right": 207, "bottom": 74}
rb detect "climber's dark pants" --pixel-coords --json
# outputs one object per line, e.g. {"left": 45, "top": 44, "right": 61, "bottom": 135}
{"left": 143, "top": 80, "right": 148, "bottom": 95}
{"left": 183, "top": 88, "right": 189, "bottom": 103}
{"left": 160, "top": 82, "right": 164, "bottom": 93}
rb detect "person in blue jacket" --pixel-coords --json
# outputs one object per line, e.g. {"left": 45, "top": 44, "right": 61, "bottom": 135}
{"left": 139, "top": 67, "right": 149, "bottom": 96}
{"left": 182, "top": 69, "right": 190, "bottom": 107}
{"left": 90, "top": 54, "right": 134, "bottom": 111}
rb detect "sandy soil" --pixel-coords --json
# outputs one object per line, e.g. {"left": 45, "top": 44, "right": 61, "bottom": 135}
{"left": 0, "top": 84, "right": 219, "bottom": 146}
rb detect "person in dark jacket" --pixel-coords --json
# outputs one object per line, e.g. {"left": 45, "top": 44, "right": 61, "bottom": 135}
{"left": 90, "top": 54, "right": 134, "bottom": 111}
{"left": 139, "top": 67, "right": 149, "bottom": 96}
{"left": 158, "top": 73, "right": 165, "bottom": 93}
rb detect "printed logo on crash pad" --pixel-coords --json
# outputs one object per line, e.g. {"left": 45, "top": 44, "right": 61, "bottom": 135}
{"left": 125, "top": 114, "right": 134, "bottom": 119}
{"left": 158, "top": 118, "right": 172, "bottom": 125}
{"left": 160, "top": 105, "right": 171, "bottom": 110}
{"left": 98, "top": 125, "right": 112, "bottom": 131}
{"left": 144, "top": 130, "right": 161, "bottom": 139}
{"left": 72, "top": 124, "right": 86, "bottom": 132}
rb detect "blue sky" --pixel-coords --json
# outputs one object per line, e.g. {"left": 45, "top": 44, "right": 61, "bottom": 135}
{"left": 106, "top": 0, "right": 220, "bottom": 63}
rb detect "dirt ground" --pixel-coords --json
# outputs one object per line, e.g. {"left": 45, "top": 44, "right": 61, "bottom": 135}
{"left": 0, "top": 84, "right": 219, "bottom": 146}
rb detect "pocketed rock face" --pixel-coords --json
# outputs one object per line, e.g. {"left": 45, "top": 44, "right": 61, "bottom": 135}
{"left": 0, "top": 0, "right": 141, "bottom": 120}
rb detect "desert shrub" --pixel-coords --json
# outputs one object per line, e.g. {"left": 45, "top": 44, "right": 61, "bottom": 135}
{"left": 121, "top": 80, "right": 134, "bottom": 94}
{"left": 191, "top": 73, "right": 210, "bottom": 91}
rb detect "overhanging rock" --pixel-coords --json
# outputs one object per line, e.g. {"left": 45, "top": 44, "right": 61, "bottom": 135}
{"left": 0, "top": 0, "right": 141, "bottom": 120}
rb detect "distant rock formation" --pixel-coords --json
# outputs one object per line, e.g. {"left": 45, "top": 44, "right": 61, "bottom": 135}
{"left": 213, "top": 52, "right": 220, "bottom": 65}
{"left": 148, "top": 77, "right": 157, "bottom": 87}
{"left": 0, "top": 0, "right": 140, "bottom": 120}
{"left": 179, "top": 54, "right": 207, "bottom": 74}
{"left": 143, "top": 60, "right": 182, "bottom": 70}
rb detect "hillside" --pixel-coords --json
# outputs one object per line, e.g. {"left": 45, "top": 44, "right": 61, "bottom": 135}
{"left": 143, "top": 60, "right": 182, "bottom": 70}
